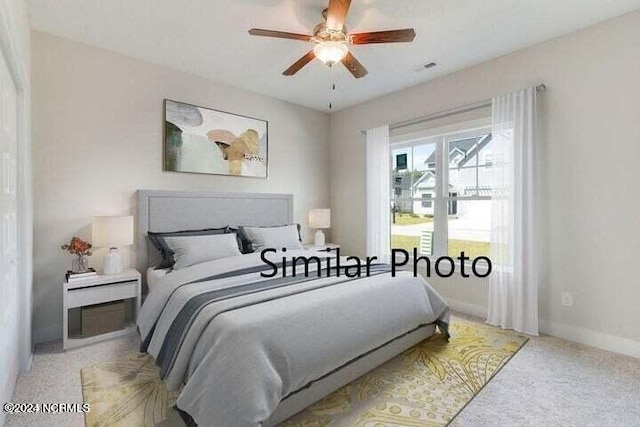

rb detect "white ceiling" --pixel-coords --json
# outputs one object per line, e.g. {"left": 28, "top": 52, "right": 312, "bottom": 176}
{"left": 28, "top": 0, "right": 640, "bottom": 112}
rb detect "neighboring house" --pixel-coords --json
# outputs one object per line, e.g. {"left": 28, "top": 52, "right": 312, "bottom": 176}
{"left": 392, "top": 172, "right": 416, "bottom": 212}
{"left": 412, "top": 135, "right": 494, "bottom": 217}
{"left": 410, "top": 170, "right": 437, "bottom": 215}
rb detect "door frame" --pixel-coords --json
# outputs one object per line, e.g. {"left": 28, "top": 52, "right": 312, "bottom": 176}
{"left": 0, "top": 2, "right": 33, "bottom": 372}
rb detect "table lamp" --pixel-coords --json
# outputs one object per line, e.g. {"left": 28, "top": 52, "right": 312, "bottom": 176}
{"left": 92, "top": 215, "right": 134, "bottom": 275}
{"left": 309, "top": 209, "right": 330, "bottom": 247}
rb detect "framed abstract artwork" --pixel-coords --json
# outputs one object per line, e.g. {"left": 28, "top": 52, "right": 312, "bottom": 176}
{"left": 164, "top": 99, "right": 268, "bottom": 178}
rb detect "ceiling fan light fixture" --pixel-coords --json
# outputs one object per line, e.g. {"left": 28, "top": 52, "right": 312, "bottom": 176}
{"left": 313, "top": 41, "right": 348, "bottom": 66}
{"left": 249, "top": 0, "right": 415, "bottom": 78}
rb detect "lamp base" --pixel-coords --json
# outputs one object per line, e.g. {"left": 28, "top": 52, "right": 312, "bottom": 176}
{"left": 103, "top": 248, "right": 124, "bottom": 275}
{"left": 314, "top": 230, "right": 326, "bottom": 247}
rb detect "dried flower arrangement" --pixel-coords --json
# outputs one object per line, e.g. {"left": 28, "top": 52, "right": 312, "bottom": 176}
{"left": 61, "top": 237, "right": 92, "bottom": 256}
{"left": 61, "top": 237, "right": 92, "bottom": 272}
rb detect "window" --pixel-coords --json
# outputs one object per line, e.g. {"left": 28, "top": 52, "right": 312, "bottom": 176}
{"left": 396, "top": 153, "right": 408, "bottom": 170}
{"left": 421, "top": 193, "right": 432, "bottom": 208}
{"left": 484, "top": 152, "right": 493, "bottom": 169}
{"left": 448, "top": 193, "right": 458, "bottom": 215}
{"left": 390, "top": 126, "right": 494, "bottom": 260}
{"left": 391, "top": 141, "right": 436, "bottom": 255}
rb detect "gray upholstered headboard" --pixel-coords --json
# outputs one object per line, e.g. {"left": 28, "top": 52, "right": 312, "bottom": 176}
{"left": 136, "top": 190, "right": 294, "bottom": 283}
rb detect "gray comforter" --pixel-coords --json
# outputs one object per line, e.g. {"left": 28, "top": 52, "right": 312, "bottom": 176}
{"left": 137, "top": 250, "right": 449, "bottom": 426}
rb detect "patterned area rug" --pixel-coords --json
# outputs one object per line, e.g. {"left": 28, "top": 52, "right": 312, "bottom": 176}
{"left": 80, "top": 318, "right": 527, "bottom": 426}
{"left": 81, "top": 352, "right": 177, "bottom": 427}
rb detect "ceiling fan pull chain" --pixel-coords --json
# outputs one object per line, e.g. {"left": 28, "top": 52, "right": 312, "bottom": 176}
{"left": 328, "top": 65, "right": 336, "bottom": 111}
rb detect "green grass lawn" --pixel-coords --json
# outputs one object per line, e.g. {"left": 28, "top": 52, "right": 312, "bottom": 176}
{"left": 391, "top": 235, "right": 490, "bottom": 259}
{"left": 392, "top": 214, "right": 434, "bottom": 226}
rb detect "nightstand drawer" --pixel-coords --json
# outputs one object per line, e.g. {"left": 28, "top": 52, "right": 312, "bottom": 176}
{"left": 66, "top": 280, "right": 138, "bottom": 309}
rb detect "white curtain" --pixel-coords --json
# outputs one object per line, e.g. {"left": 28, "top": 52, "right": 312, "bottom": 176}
{"left": 487, "top": 87, "right": 539, "bottom": 336}
{"left": 366, "top": 125, "right": 390, "bottom": 262}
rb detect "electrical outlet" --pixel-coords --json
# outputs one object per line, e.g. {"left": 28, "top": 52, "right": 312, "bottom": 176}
{"left": 561, "top": 292, "right": 574, "bottom": 307}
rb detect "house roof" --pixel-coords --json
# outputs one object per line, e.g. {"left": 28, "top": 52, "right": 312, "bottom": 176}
{"left": 423, "top": 134, "right": 493, "bottom": 168}
{"left": 397, "top": 133, "right": 494, "bottom": 193}
{"left": 414, "top": 133, "right": 493, "bottom": 191}
{"left": 412, "top": 171, "right": 435, "bottom": 188}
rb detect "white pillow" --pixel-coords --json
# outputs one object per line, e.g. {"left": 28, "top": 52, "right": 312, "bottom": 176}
{"left": 164, "top": 233, "right": 242, "bottom": 270}
{"left": 239, "top": 224, "right": 303, "bottom": 253}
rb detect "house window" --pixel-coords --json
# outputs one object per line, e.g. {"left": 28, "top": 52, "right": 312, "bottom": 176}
{"left": 421, "top": 193, "right": 432, "bottom": 208}
{"left": 396, "top": 153, "right": 408, "bottom": 170}
{"left": 484, "top": 152, "right": 493, "bottom": 169}
{"left": 390, "top": 127, "right": 494, "bottom": 260}
{"left": 448, "top": 193, "right": 458, "bottom": 215}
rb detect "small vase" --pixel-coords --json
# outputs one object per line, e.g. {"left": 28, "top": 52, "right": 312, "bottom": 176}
{"left": 71, "top": 255, "right": 89, "bottom": 273}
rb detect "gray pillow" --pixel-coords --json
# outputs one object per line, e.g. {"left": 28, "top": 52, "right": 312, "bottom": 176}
{"left": 163, "top": 233, "right": 242, "bottom": 270}
{"left": 238, "top": 224, "right": 303, "bottom": 253}
{"left": 148, "top": 227, "right": 228, "bottom": 268}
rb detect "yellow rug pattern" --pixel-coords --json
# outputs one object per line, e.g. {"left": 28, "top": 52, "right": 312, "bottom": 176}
{"left": 80, "top": 318, "right": 527, "bottom": 426}
{"left": 81, "top": 352, "right": 177, "bottom": 427}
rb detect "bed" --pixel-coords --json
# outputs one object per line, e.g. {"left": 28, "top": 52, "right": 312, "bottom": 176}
{"left": 136, "top": 190, "right": 449, "bottom": 426}
{"left": 146, "top": 267, "right": 169, "bottom": 292}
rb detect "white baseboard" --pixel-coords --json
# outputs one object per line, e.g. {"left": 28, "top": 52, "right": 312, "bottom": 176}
{"left": 445, "top": 298, "right": 488, "bottom": 318}
{"left": 446, "top": 298, "right": 640, "bottom": 359}
{"left": 539, "top": 319, "right": 640, "bottom": 359}
{"left": 21, "top": 353, "right": 33, "bottom": 373}
{"left": 33, "top": 323, "right": 61, "bottom": 345}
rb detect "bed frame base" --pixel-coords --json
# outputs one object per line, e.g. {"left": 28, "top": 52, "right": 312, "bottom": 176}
{"left": 264, "top": 324, "right": 436, "bottom": 426}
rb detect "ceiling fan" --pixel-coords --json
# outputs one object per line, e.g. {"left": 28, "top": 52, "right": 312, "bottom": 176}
{"left": 248, "top": 0, "right": 416, "bottom": 78}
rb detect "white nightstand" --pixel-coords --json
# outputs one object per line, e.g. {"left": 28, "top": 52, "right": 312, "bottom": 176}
{"left": 303, "top": 243, "right": 341, "bottom": 255}
{"left": 62, "top": 268, "right": 141, "bottom": 350}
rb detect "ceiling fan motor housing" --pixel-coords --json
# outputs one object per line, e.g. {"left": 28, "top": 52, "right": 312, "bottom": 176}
{"left": 312, "top": 24, "right": 348, "bottom": 44}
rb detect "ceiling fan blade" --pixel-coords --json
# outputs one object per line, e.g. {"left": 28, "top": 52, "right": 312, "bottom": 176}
{"left": 350, "top": 29, "right": 416, "bottom": 45}
{"left": 326, "top": 0, "right": 351, "bottom": 31}
{"left": 248, "top": 28, "right": 312, "bottom": 42}
{"left": 341, "top": 52, "right": 368, "bottom": 78}
{"left": 283, "top": 51, "right": 316, "bottom": 76}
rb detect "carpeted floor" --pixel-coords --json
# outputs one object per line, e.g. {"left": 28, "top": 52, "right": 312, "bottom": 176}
{"left": 7, "top": 314, "right": 640, "bottom": 426}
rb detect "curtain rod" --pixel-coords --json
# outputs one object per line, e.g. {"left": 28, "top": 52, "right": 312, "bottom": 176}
{"left": 361, "top": 84, "right": 546, "bottom": 135}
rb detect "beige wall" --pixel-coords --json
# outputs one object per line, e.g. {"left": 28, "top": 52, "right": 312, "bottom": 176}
{"left": 31, "top": 32, "right": 330, "bottom": 343}
{"left": 330, "top": 11, "right": 640, "bottom": 353}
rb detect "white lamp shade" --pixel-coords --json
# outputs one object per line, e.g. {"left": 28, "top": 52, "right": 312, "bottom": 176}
{"left": 309, "top": 209, "right": 331, "bottom": 229}
{"left": 92, "top": 216, "right": 134, "bottom": 248}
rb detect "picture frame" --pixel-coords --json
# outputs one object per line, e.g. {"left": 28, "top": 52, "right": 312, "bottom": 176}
{"left": 163, "top": 99, "right": 269, "bottom": 178}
